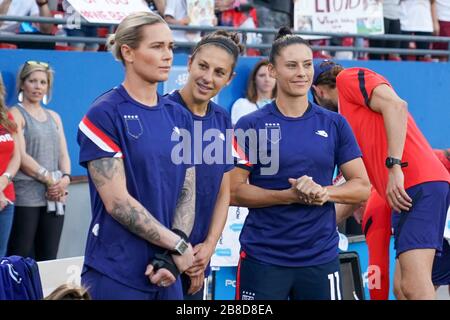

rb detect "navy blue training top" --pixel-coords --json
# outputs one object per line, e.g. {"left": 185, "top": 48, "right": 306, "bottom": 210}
{"left": 78, "top": 85, "right": 193, "bottom": 292}
{"left": 234, "top": 101, "right": 361, "bottom": 267}
{"left": 167, "top": 90, "right": 234, "bottom": 249}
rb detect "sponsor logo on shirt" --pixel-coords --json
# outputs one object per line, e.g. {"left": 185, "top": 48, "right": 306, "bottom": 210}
{"left": 0, "top": 260, "right": 22, "bottom": 284}
{"left": 92, "top": 223, "right": 99, "bottom": 237}
{"left": 315, "top": 130, "right": 328, "bottom": 138}
{"left": 0, "top": 133, "right": 13, "bottom": 143}
{"left": 173, "top": 126, "right": 180, "bottom": 136}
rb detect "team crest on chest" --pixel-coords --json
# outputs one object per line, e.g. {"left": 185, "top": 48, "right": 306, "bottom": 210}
{"left": 124, "top": 115, "right": 143, "bottom": 139}
{"left": 264, "top": 122, "right": 282, "bottom": 144}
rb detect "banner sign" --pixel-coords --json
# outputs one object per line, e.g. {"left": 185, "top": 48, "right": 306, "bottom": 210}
{"left": 67, "top": 0, "right": 150, "bottom": 24}
{"left": 294, "top": 0, "right": 384, "bottom": 34}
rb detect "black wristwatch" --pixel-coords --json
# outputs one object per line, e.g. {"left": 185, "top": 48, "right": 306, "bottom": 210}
{"left": 385, "top": 157, "right": 408, "bottom": 169}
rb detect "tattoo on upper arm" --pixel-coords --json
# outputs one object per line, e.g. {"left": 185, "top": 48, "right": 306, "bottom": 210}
{"left": 172, "top": 166, "right": 196, "bottom": 235}
{"left": 88, "top": 158, "right": 125, "bottom": 188}
{"left": 110, "top": 198, "right": 162, "bottom": 243}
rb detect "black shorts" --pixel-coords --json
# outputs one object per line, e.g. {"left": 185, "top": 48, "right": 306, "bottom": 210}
{"left": 235, "top": 251, "right": 342, "bottom": 300}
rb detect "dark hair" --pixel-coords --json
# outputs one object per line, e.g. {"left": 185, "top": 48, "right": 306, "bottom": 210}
{"left": 246, "top": 59, "right": 276, "bottom": 103}
{"left": 269, "top": 27, "right": 311, "bottom": 64}
{"left": 314, "top": 61, "right": 345, "bottom": 88}
{"left": 191, "top": 30, "right": 245, "bottom": 73}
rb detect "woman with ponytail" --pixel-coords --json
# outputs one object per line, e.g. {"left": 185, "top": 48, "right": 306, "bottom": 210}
{"left": 77, "top": 11, "right": 197, "bottom": 300}
{"left": 230, "top": 27, "right": 370, "bottom": 300}
{"left": 166, "top": 30, "right": 244, "bottom": 299}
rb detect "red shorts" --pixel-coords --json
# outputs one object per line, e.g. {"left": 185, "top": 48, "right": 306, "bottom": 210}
{"left": 433, "top": 20, "right": 450, "bottom": 50}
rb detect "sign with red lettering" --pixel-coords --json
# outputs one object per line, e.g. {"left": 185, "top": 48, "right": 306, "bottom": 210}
{"left": 294, "top": 0, "right": 384, "bottom": 34}
{"left": 66, "top": 0, "right": 151, "bottom": 24}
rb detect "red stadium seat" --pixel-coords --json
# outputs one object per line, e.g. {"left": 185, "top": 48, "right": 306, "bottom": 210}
{"left": 0, "top": 43, "right": 18, "bottom": 49}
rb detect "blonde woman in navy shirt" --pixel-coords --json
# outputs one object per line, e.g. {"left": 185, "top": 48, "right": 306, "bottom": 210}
{"left": 77, "top": 12, "right": 196, "bottom": 300}
{"left": 231, "top": 28, "right": 371, "bottom": 300}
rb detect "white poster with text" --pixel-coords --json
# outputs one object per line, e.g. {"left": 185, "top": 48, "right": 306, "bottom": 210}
{"left": 67, "top": 0, "right": 151, "bottom": 24}
{"left": 294, "top": 0, "right": 384, "bottom": 34}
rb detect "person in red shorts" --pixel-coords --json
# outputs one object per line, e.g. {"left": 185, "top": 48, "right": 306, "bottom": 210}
{"left": 337, "top": 148, "right": 450, "bottom": 300}
{"left": 313, "top": 60, "right": 450, "bottom": 300}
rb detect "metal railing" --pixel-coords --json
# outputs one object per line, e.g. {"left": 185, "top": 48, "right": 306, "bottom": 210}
{"left": 1, "top": 15, "right": 449, "bottom": 59}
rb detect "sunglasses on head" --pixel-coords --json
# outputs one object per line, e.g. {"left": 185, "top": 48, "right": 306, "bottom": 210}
{"left": 25, "top": 60, "right": 49, "bottom": 68}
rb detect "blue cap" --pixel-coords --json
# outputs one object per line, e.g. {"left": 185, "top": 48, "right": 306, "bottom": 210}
{"left": 313, "top": 59, "right": 339, "bottom": 86}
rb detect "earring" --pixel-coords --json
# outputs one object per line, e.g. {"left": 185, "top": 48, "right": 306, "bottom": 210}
{"left": 42, "top": 94, "right": 48, "bottom": 105}
{"left": 18, "top": 91, "right": 23, "bottom": 102}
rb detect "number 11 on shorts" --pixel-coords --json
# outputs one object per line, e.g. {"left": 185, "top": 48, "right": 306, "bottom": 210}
{"left": 328, "top": 271, "right": 342, "bottom": 300}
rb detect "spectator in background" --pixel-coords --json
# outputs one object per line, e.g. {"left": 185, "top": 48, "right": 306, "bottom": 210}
{"left": 0, "top": 74, "right": 20, "bottom": 258}
{"left": 0, "top": 0, "right": 53, "bottom": 35}
{"left": 231, "top": 59, "right": 276, "bottom": 125}
{"left": 369, "top": 0, "right": 402, "bottom": 61}
{"left": 215, "top": 0, "right": 236, "bottom": 12}
{"left": 432, "top": 0, "right": 450, "bottom": 61}
{"left": 7, "top": 61, "right": 71, "bottom": 262}
{"left": 147, "top": 0, "right": 166, "bottom": 16}
{"left": 62, "top": 0, "right": 99, "bottom": 52}
{"left": 217, "top": 1, "right": 261, "bottom": 56}
{"left": 164, "top": 0, "right": 201, "bottom": 54}
{"left": 400, "top": 0, "right": 436, "bottom": 61}
{"left": 252, "top": 0, "right": 293, "bottom": 56}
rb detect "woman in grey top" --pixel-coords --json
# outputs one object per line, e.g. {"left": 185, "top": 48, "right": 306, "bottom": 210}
{"left": 7, "top": 61, "right": 71, "bottom": 261}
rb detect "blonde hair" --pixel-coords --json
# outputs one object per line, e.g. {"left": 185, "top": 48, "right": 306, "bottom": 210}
{"left": 16, "top": 61, "right": 54, "bottom": 103}
{"left": 107, "top": 11, "right": 167, "bottom": 64}
{"left": 44, "top": 284, "right": 91, "bottom": 300}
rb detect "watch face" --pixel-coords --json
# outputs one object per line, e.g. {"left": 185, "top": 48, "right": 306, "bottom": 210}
{"left": 386, "top": 158, "right": 393, "bottom": 168}
{"left": 175, "top": 239, "right": 188, "bottom": 254}
{"left": 386, "top": 158, "right": 392, "bottom": 168}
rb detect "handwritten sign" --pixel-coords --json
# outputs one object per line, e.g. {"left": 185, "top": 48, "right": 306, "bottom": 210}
{"left": 294, "top": 0, "right": 384, "bottom": 34}
{"left": 66, "top": 0, "right": 151, "bottom": 24}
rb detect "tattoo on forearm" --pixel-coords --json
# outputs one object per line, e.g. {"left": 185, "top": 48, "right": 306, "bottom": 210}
{"left": 88, "top": 157, "right": 162, "bottom": 243}
{"left": 111, "top": 198, "right": 162, "bottom": 243}
{"left": 88, "top": 158, "right": 124, "bottom": 188}
{"left": 172, "top": 167, "right": 196, "bottom": 236}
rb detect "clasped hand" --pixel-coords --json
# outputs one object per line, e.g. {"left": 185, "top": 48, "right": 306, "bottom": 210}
{"left": 289, "top": 175, "right": 329, "bottom": 206}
